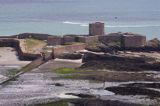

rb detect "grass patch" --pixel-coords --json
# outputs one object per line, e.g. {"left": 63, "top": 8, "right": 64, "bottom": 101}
{"left": 7, "top": 69, "right": 20, "bottom": 77}
{"left": 24, "top": 38, "right": 46, "bottom": 53}
{"left": 54, "top": 68, "right": 82, "bottom": 74}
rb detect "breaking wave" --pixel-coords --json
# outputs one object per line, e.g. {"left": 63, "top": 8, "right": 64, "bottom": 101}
{"left": 63, "top": 21, "right": 88, "bottom": 27}
{"left": 63, "top": 21, "right": 160, "bottom": 28}
{"left": 106, "top": 25, "right": 160, "bottom": 28}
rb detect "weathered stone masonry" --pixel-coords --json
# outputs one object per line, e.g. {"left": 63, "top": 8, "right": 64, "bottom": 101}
{"left": 52, "top": 44, "right": 85, "bottom": 58}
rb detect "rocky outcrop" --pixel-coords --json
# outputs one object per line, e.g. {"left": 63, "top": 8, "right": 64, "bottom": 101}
{"left": 147, "top": 38, "right": 160, "bottom": 47}
{"left": 82, "top": 52, "right": 145, "bottom": 63}
{"left": 58, "top": 53, "right": 82, "bottom": 60}
{"left": 81, "top": 52, "right": 160, "bottom": 71}
{"left": 106, "top": 82, "right": 160, "bottom": 97}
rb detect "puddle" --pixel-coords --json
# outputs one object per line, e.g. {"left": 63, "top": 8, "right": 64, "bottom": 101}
{"left": 58, "top": 93, "right": 79, "bottom": 99}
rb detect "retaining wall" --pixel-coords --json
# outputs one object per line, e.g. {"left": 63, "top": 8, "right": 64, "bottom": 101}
{"left": 124, "top": 35, "right": 146, "bottom": 47}
{"left": 47, "top": 36, "right": 63, "bottom": 46}
{"left": 52, "top": 44, "right": 85, "bottom": 57}
{"left": 14, "top": 33, "right": 52, "bottom": 40}
{"left": 0, "top": 38, "right": 40, "bottom": 61}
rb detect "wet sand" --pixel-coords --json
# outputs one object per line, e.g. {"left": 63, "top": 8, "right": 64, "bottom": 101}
{"left": 0, "top": 47, "right": 31, "bottom": 83}
{"left": 0, "top": 47, "right": 30, "bottom": 66}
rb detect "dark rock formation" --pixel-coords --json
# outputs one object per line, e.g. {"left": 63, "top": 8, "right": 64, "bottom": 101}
{"left": 13, "top": 33, "right": 53, "bottom": 40}
{"left": 106, "top": 82, "right": 160, "bottom": 97}
{"left": 58, "top": 53, "right": 82, "bottom": 60}
{"left": 147, "top": 38, "right": 160, "bottom": 48}
{"left": 71, "top": 99, "right": 143, "bottom": 106}
{"left": 82, "top": 52, "right": 145, "bottom": 63}
{"left": 81, "top": 52, "right": 160, "bottom": 71}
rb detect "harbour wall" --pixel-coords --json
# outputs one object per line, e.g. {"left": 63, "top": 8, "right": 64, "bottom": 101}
{"left": 52, "top": 44, "right": 85, "bottom": 58}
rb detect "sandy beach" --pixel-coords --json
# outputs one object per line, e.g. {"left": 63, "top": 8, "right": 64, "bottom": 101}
{"left": 0, "top": 47, "right": 30, "bottom": 66}
{"left": 0, "top": 47, "right": 31, "bottom": 82}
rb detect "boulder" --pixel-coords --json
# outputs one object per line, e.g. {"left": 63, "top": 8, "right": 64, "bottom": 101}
{"left": 58, "top": 53, "right": 82, "bottom": 60}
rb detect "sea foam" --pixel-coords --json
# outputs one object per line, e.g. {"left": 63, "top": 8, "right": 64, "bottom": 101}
{"left": 63, "top": 21, "right": 160, "bottom": 28}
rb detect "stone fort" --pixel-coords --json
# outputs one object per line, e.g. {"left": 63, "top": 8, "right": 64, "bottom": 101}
{"left": 47, "top": 22, "right": 146, "bottom": 48}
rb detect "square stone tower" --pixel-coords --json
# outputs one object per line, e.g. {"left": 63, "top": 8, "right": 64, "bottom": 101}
{"left": 89, "top": 22, "right": 105, "bottom": 36}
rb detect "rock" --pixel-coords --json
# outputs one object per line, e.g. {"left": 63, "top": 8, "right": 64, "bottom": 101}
{"left": 105, "top": 83, "right": 160, "bottom": 97}
{"left": 81, "top": 52, "right": 160, "bottom": 71}
{"left": 54, "top": 83, "right": 64, "bottom": 86}
{"left": 82, "top": 52, "right": 145, "bottom": 63}
{"left": 58, "top": 53, "right": 82, "bottom": 60}
{"left": 85, "top": 46, "right": 102, "bottom": 52}
{"left": 147, "top": 38, "right": 160, "bottom": 47}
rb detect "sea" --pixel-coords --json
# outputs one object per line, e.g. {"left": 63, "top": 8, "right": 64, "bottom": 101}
{"left": 0, "top": 0, "right": 160, "bottom": 39}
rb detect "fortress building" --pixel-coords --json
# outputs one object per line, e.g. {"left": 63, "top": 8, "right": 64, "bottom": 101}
{"left": 89, "top": 22, "right": 105, "bottom": 36}
{"left": 47, "top": 22, "right": 146, "bottom": 49}
{"left": 99, "top": 32, "right": 146, "bottom": 48}
{"left": 122, "top": 32, "right": 146, "bottom": 48}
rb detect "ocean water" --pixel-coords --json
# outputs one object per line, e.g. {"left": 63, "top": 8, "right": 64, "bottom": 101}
{"left": 0, "top": 0, "right": 160, "bottom": 39}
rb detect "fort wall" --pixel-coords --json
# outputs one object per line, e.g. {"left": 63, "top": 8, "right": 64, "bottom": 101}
{"left": 99, "top": 33, "right": 122, "bottom": 46}
{"left": 52, "top": 44, "right": 85, "bottom": 57}
{"left": 62, "top": 36, "right": 76, "bottom": 44}
{"left": 47, "top": 36, "right": 63, "bottom": 46}
{"left": 99, "top": 33, "right": 146, "bottom": 48}
{"left": 124, "top": 35, "right": 146, "bottom": 48}
{"left": 14, "top": 33, "right": 52, "bottom": 40}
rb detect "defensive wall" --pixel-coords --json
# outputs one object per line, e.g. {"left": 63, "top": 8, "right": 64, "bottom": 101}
{"left": 77, "top": 35, "right": 99, "bottom": 44}
{"left": 47, "top": 35, "right": 99, "bottom": 46}
{"left": 99, "top": 32, "right": 146, "bottom": 48}
{"left": 0, "top": 38, "right": 40, "bottom": 61}
{"left": 52, "top": 43, "right": 85, "bottom": 58}
{"left": 14, "top": 33, "right": 53, "bottom": 40}
{"left": 123, "top": 35, "right": 146, "bottom": 47}
{"left": 99, "top": 33, "right": 123, "bottom": 46}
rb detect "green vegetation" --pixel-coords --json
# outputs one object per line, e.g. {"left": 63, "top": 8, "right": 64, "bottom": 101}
{"left": 64, "top": 34, "right": 79, "bottom": 37}
{"left": 108, "top": 41, "right": 121, "bottom": 46}
{"left": 86, "top": 41, "right": 99, "bottom": 48}
{"left": 7, "top": 69, "right": 20, "bottom": 77}
{"left": 24, "top": 38, "right": 46, "bottom": 53}
{"left": 43, "top": 46, "right": 53, "bottom": 52}
{"left": 54, "top": 68, "right": 82, "bottom": 74}
{"left": 64, "top": 42, "right": 84, "bottom": 45}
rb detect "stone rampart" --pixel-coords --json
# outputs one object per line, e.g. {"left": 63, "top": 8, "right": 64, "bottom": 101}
{"left": 52, "top": 44, "right": 85, "bottom": 57}
{"left": 14, "top": 33, "right": 52, "bottom": 40}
